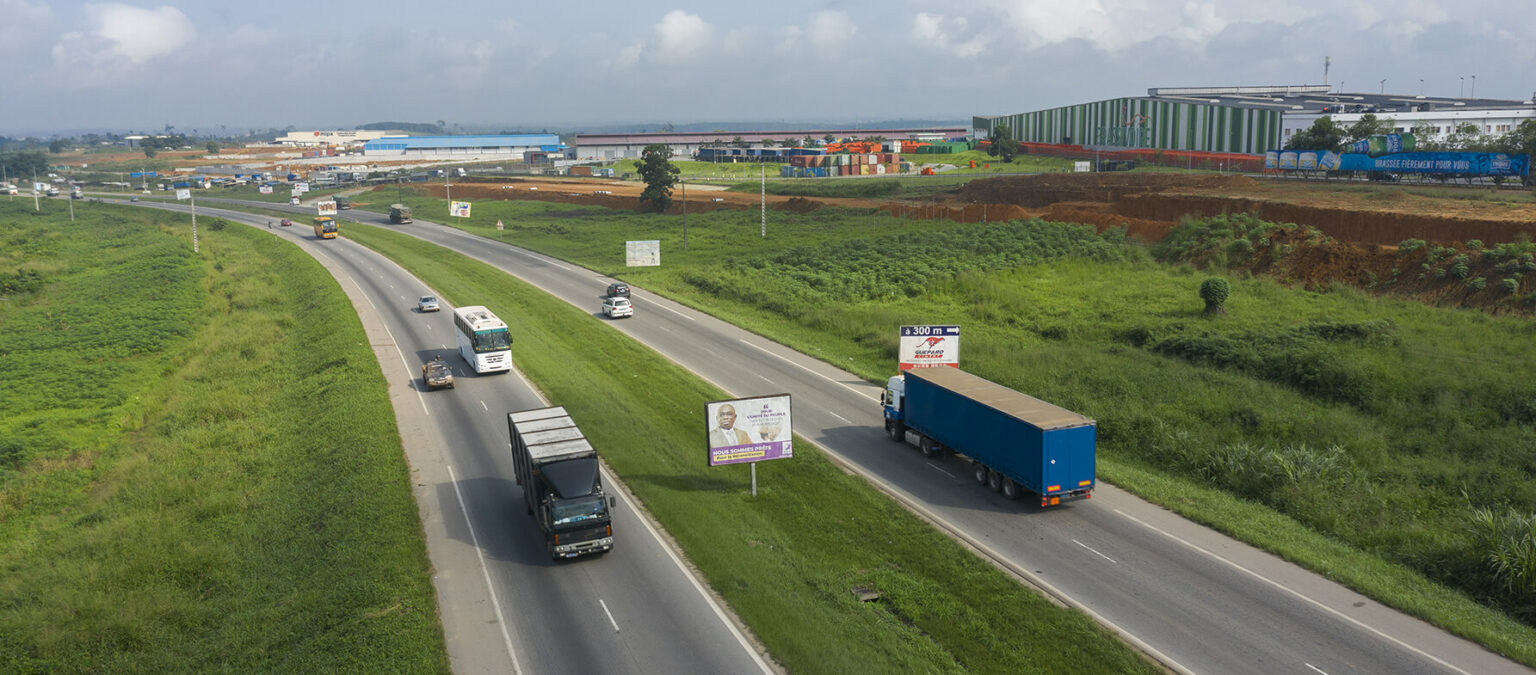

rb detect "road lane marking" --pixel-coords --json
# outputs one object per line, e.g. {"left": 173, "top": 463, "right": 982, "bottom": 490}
{"left": 926, "top": 463, "right": 956, "bottom": 479}
{"left": 1305, "top": 664, "right": 1329, "bottom": 675}
{"left": 332, "top": 261, "right": 429, "bottom": 416}
{"left": 828, "top": 411, "right": 851, "bottom": 424}
{"left": 640, "top": 296, "right": 695, "bottom": 321}
{"left": 446, "top": 465, "right": 523, "bottom": 674}
{"left": 737, "top": 340, "right": 879, "bottom": 402}
{"left": 1114, "top": 509, "right": 1469, "bottom": 675}
{"left": 480, "top": 400, "right": 489, "bottom": 411}
{"left": 1073, "top": 539, "right": 1117, "bottom": 564}
{"left": 599, "top": 599, "right": 620, "bottom": 633}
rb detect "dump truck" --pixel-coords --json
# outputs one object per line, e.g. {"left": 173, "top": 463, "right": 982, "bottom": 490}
{"left": 508, "top": 406, "right": 615, "bottom": 560}
{"left": 882, "top": 367, "right": 1095, "bottom": 507}
{"left": 389, "top": 204, "right": 413, "bottom": 223}
{"left": 331, "top": 194, "right": 351, "bottom": 210}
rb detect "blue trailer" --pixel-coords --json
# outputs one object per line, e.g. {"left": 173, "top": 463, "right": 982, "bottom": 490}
{"left": 882, "top": 367, "right": 1095, "bottom": 506}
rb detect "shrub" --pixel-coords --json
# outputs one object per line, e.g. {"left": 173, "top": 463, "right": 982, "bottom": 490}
{"left": 1199, "top": 277, "right": 1230, "bottom": 315}
{"left": 1397, "top": 238, "right": 1427, "bottom": 253}
{"left": 1502, "top": 278, "right": 1520, "bottom": 294}
{"left": 1468, "top": 277, "right": 1487, "bottom": 291}
{"left": 1451, "top": 256, "right": 1471, "bottom": 280}
{"left": 1467, "top": 239, "right": 1484, "bottom": 250}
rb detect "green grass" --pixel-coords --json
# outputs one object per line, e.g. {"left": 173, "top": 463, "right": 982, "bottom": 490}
{"left": 345, "top": 223, "right": 1161, "bottom": 674}
{"left": 354, "top": 186, "right": 1536, "bottom": 666}
{"left": 0, "top": 200, "right": 446, "bottom": 672}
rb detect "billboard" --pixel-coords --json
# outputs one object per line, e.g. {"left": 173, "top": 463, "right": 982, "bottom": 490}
{"left": 295, "top": 182, "right": 310, "bottom": 194}
{"left": 175, "top": 189, "right": 191, "bottom": 200}
{"left": 316, "top": 201, "right": 338, "bottom": 216}
{"left": 258, "top": 185, "right": 273, "bottom": 195}
{"left": 706, "top": 394, "right": 792, "bottom": 467}
{"left": 1271, "top": 151, "right": 1529, "bottom": 177}
{"left": 450, "top": 201, "right": 471, "bottom": 217}
{"left": 899, "top": 325, "right": 960, "bottom": 370}
{"left": 626, "top": 240, "right": 660, "bottom": 267}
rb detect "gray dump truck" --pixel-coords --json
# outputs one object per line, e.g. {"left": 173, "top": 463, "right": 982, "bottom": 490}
{"left": 389, "top": 204, "right": 413, "bottom": 223}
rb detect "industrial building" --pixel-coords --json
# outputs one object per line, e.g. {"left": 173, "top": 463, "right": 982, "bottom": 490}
{"left": 573, "top": 127, "right": 968, "bottom": 160}
{"left": 275, "top": 130, "right": 395, "bottom": 147}
{"left": 975, "top": 85, "right": 1536, "bottom": 155}
{"left": 361, "top": 134, "right": 564, "bottom": 160}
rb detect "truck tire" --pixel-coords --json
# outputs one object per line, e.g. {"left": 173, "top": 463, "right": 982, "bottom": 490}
{"left": 1001, "top": 478, "right": 1021, "bottom": 500}
{"left": 973, "top": 463, "right": 989, "bottom": 485}
{"left": 987, "top": 469, "right": 1003, "bottom": 492}
{"left": 885, "top": 420, "right": 905, "bottom": 442}
{"left": 920, "top": 438, "right": 942, "bottom": 459}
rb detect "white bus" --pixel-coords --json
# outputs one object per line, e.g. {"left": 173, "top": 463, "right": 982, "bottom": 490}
{"left": 452, "top": 306, "right": 513, "bottom": 374}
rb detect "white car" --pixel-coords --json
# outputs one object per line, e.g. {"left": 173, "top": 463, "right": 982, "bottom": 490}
{"left": 602, "top": 296, "right": 633, "bottom": 319}
{"left": 417, "top": 295, "right": 441, "bottom": 312}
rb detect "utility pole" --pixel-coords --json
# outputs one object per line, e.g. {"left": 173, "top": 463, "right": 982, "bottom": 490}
{"left": 681, "top": 178, "right": 687, "bottom": 250}
{"left": 760, "top": 163, "right": 765, "bottom": 238}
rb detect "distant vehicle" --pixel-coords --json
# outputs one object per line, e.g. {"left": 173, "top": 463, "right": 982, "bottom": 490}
{"left": 452, "top": 305, "right": 512, "bottom": 374}
{"left": 130, "top": 196, "right": 139, "bottom": 202}
{"left": 421, "top": 356, "right": 455, "bottom": 390}
{"left": 417, "top": 295, "right": 440, "bottom": 312}
{"left": 389, "top": 204, "right": 413, "bottom": 223}
{"left": 45, "top": 187, "right": 59, "bottom": 197}
{"left": 312, "top": 216, "right": 338, "bottom": 239}
{"left": 71, "top": 187, "right": 84, "bottom": 199}
{"left": 883, "top": 367, "right": 1095, "bottom": 506}
{"left": 605, "top": 282, "right": 630, "bottom": 298}
{"left": 602, "top": 296, "right": 633, "bottom": 319}
{"left": 454, "top": 167, "right": 467, "bottom": 177}
{"left": 289, "top": 196, "right": 301, "bottom": 206}
{"left": 331, "top": 194, "right": 351, "bottom": 210}
{"left": 507, "top": 406, "right": 615, "bottom": 560}
{"left": 279, "top": 218, "right": 293, "bottom": 227}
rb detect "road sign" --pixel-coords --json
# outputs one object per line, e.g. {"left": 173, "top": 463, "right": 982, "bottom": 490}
{"left": 898, "top": 325, "right": 961, "bottom": 370}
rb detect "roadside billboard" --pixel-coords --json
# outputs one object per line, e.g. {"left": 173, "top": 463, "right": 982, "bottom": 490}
{"left": 450, "top": 201, "right": 471, "bottom": 218}
{"left": 706, "top": 394, "right": 792, "bottom": 467}
{"left": 258, "top": 185, "right": 273, "bottom": 195}
{"left": 316, "top": 201, "right": 338, "bottom": 216}
{"left": 899, "top": 325, "right": 960, "bottom": 370}
{"left": 626, "top": 240, "right": 660, "bottom": 267}
{"left": 175, "top": 189, "right": 191, "bottom": 200}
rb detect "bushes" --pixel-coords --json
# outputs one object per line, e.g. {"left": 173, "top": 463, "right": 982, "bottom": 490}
{"left": 1200, "top": 278, "right": 1229, "bottom": 315}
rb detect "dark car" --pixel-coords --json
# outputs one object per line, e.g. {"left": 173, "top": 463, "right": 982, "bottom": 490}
{"left": 422, "top": 357, "right": 454, "bottom": 390}
{"left": 605, "top": 282, "right": 630, "bottom": 298}
{"left": 280, "top": 218, "right": 293, "bottom": 227}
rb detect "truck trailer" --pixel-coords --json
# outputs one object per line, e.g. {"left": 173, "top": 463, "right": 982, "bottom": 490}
{"left": 882, "top": 367, "right": 1095, "bottom": 506}
{"left": 389, "top": 204, "right": 413, "bottom": 223}
{"left": 508, "top": 406, "right": 615, "bottom": 559}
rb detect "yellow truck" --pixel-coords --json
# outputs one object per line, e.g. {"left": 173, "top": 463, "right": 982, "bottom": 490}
{"left": 312, "top": 216, "right": 339, "bottom": 239}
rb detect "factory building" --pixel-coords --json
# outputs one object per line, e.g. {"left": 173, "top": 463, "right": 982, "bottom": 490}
{"left": 573, "top": 127, "right": 968, "bottom": 160}
{"left": 361, "top": 134, "right": 564, "bottom": 160}
{"left": 975, "top": 85, "right": 1536, "bottom": 155}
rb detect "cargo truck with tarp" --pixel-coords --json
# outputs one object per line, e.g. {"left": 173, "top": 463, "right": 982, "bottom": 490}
{"left": 882, "top": 367, "right": 1095, "bottom": 506}
{"left": 508, "top": 406, "right": 615, "bottom": 559}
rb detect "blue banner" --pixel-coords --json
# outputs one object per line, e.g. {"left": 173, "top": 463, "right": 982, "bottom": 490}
{"left": 1272, "top": 151, "right": 1529, "bottom": 176}
{"left": 129, "top": 171, "right": 158, "bottom": 178}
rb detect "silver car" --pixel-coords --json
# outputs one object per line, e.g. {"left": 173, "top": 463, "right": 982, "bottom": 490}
{"left": 418, "top": 295, "right": 441, "bottom": 312}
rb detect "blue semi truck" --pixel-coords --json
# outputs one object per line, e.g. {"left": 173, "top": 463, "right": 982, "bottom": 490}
{"left": 882, "top": 367, "right": 1096, "bottom": 506}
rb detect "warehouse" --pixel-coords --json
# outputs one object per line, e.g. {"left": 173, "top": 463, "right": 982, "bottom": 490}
{"left": 362, "top": 134, "right": 564, "bottom": 160}
{"left": 975, "top": 85, "right": 1536, "bottom": 155}
{"left": 574, "top": 127, "right": 967, "bottom": 160}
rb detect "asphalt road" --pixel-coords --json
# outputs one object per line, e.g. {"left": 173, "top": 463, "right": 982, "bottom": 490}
{"left": 127, "top": 195, "right": 1530, "bottom": 674}
{"left": 109, "top": 197, "right": 773, "bottom": 675}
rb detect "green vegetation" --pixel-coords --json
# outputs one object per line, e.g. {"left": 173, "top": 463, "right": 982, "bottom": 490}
{"left": 346, "top": 223, "right": 1161, "bottom": 674}
{"left": 0, "top": 202, "right": 445, "bottom": 671}
{"left": 357, "top": 187, "right": 1536, "bottom": 665}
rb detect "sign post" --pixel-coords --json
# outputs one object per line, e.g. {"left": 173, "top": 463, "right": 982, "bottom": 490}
{"left": 176, "top": 188, "right": 197, "bottom": 253}
{"left": 899, "top": 325, "right": 961, "bottom": 370}
{"left": 706, "top": 394, "right": 793, "bottom": 497}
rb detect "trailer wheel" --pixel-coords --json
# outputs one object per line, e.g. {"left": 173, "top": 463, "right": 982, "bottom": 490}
{"left": 1001, "top": 478, "right": 1020, "bottom": 500}
{"left": 973, "top": 463, "right": 989, "bottom": 485}
{"left": 987, "top": 469, "right": 1003, "bottom": 492}
{"left": 885, "top": 420, "right": 905, "bottom": 442}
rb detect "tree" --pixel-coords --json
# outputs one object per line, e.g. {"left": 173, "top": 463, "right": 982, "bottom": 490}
{"left": 823, "top": 134, "right": 835, "bottom": 145}
{"left": 0, "top": 150, "right": 49, "bottom": 177}
{"left": 1284, "top": 116, "right": 1346, "bottom": 151}
{"left": 1200, "top": 278, "right": 1230, "bottom": 316}
{"left": 987, "top": 123, "right": 1017, "bottom": 162}
{"left": 1409, "top": 121, "right": 1444, "bottom": 151}
{"left": 206, "top": 141, "right": 221, "bottom": 154}
{"left": 803, "top": 135, "right": 817, "bottom": 148}
{"left": 1344, "top": 113, "right": 1392, "bottom": 146}
{"left": 1444, "top": 122, "right": 1486, "bottom": 150}
{"left": 731, "top": 135, "right": 747, "bottom": 149}
{"left": 635, "top": 144, "right": 679, "bottom": 212}
{"left": 48, "top": 138, "right": 69, "bottom": 153}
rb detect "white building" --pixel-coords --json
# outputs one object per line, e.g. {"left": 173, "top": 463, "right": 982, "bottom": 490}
{"left": 275, "top": 130, "right": 396, "bottom": 147}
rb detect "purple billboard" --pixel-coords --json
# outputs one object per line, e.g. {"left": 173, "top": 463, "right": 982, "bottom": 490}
{"left": 706, "top": 394, "right": 793, "bottom": 467}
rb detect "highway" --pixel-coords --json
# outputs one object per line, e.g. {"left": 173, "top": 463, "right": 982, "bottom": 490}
{"left": 113, "top": 197, "right": 772, "bottom": 675}
{"left": 129, "top": 195, "right": 1529, "bottom": 674}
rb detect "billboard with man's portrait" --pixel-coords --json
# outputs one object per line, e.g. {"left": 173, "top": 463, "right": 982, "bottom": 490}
{"left": 705, "top": 394, "right": 792, "bottom": 467}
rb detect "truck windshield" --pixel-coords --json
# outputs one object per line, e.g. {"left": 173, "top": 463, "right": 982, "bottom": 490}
{"left": 551, "top": 495, "right": 608, "bottom": 526}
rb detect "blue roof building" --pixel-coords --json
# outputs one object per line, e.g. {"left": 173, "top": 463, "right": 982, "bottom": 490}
{"left": 362, "top": 134, "right": 564, "bottom": 158}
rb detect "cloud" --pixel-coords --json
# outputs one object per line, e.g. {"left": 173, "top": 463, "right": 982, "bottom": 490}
{"left": 52, "top": 3, "right": 196, "bottom": 68}
{"left": 912, "top": 13, "right": 990, "bottom": 58}
{"left": 0, "top": 0, "right": 51, "bottom": 53}
{"left": 652, "top": 10, "right": 710, "bottom": 62}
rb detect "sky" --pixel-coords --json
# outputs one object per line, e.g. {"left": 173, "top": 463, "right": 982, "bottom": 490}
{"left": 1, "top": 0, "right": 1533, "bottom": 136}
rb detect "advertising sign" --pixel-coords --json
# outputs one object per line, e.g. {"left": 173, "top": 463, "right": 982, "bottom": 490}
{"left": 258, "top": 185, "right": 273, "bottom": 195}
{"left": 295, "top": 182, "right": 310, "bottom": 193}
{"left": 1335, "top": 151, "right": 1529, "bottom": 176}
{"left": 316, "top": 200, "right": 338, "bottom": 216}
{"left": 175, "top": 189, "right": 191, "bottom": 200}
{"left": 899, "top": 325, "right": 961, "bottom": 370}
{"left": 1074, "top": 161, "right": 1091, "bottom": 173}
{"left": 450, "top": 201, "right": 471, "bottom": 218}
{"left": 706, "top": 394, "right": 793, "bottom": 467}
{"left": 626, "top": 240, "right": 660, "bottom": 267}
{"left": 129, "top": 171, "right": 158, "bottom": 178}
